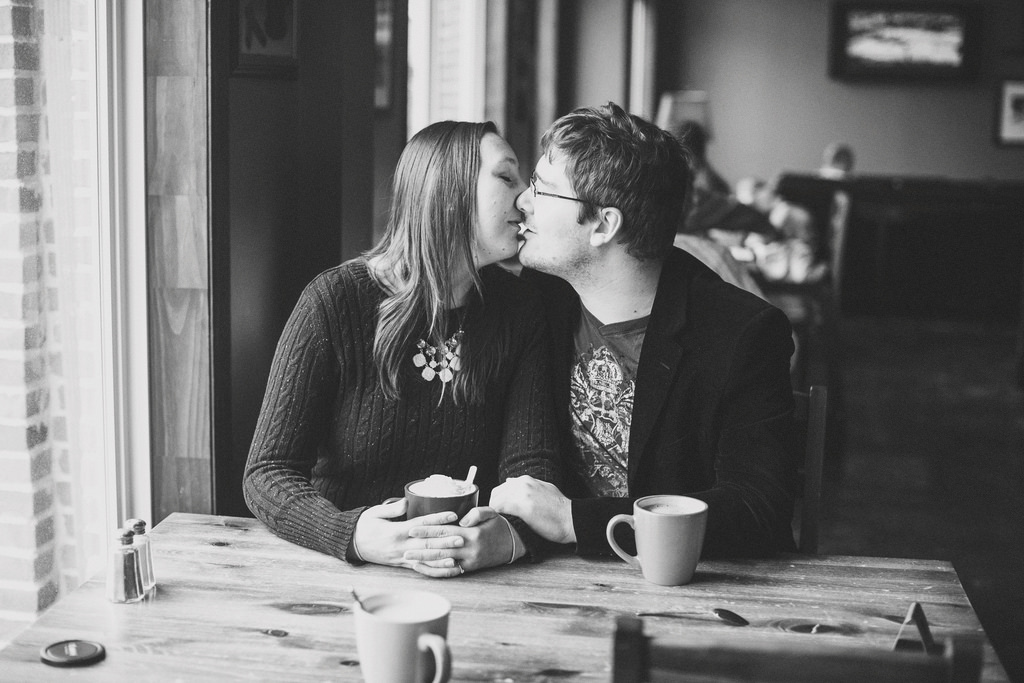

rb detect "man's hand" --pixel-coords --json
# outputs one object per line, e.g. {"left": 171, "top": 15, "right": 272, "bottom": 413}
{"left": 489, "top": 475, "right": 576, "bottom": 545}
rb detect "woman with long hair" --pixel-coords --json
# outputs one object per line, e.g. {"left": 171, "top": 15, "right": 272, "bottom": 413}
{"left": 243, "top": 121, "right": 560, "bottom": 578}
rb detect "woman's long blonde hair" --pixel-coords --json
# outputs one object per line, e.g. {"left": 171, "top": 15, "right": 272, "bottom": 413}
{"left": 366, "top": 120, "right": 501, "bottom": 404}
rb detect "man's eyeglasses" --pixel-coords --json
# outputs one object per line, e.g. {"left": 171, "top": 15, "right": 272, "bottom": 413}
{"left": 529, "top": 174, "right": 588, "bottom": 204}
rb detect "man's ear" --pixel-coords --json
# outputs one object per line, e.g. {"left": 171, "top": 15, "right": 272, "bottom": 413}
{"left": 589, "top": 206, "right": 624, "bottom": 247}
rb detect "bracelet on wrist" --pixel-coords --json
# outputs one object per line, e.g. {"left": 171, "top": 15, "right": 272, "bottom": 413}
{"left": 351, "top": 533, "right": 365, "bottom": 562}
{"left": 501, "top": 515, "right": 516, "bottom": 565}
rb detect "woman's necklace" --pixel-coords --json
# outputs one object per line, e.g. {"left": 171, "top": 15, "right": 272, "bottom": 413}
{"left": 412, "top": 326, "right": 464, "bottom": 383}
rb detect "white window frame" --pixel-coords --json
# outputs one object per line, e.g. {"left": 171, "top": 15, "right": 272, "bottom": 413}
{"left": 96, "top": 0, "right": 151, "bottom": 530}
{"left": 407, "top": 0, "right": 488, "bottom": 138}
{"left": 629, "top": 0, "right": 657, "bottom": 121}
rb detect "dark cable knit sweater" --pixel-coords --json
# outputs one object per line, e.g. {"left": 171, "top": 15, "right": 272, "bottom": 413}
{"left": 243, "top": 259, "right": 561, "bottom": 562}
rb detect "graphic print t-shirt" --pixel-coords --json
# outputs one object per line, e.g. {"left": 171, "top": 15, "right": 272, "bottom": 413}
{"left": 570, "top": 305, "right": 648, "bottom": 497}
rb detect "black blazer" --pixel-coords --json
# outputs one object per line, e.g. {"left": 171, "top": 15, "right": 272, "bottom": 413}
{"left": 525, "top": 248, "right": 798, "bottom": 558}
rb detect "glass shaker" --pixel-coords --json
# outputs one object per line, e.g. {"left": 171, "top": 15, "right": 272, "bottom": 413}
{"left": 106, "top": 528, "right": 144, "bottom": 603}
{"left": 126, "top": 518, "right": 155, "bottom": 594}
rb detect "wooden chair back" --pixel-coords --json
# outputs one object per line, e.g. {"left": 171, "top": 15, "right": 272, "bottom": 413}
{"left": 828, "top": 190, "right": 851, "bottom": 311}
{"left": 612, "top": 616, "right": 982, "bottom": 683}
{"left": 793, "top": 385, "right": 827, "bottom": 554}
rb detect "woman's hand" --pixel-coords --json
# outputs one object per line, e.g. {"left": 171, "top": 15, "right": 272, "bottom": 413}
{"left": 352, "top": 499, "right": 463, "bottom": 568}
{"left": 403, "top": 506, "right": 523, "bottom": 578}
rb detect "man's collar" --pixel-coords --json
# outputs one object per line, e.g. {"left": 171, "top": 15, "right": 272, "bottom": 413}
{"left": 646, "top": 248, "right": 696, "bottom": 337}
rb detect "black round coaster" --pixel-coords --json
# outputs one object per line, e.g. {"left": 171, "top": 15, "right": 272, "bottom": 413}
{"left": 40, "top": 639, "right": 106, "bottom": 667}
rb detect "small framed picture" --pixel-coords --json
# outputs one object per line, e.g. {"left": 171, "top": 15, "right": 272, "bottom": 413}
{"left": 232, "top": 0, "right": 299, "bottom": 79}
{"left": 828, "top": 2, "right": 982, "bottom": 83}
{"left": 995, "top": 80, "right": 1024, "bottom": 147}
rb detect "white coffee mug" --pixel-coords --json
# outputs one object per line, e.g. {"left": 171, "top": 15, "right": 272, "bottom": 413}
{"left": 606, "top": 495, "right": 708, "bottom": 586}
{"left": 354, "top": 590, "right": 451, "bottom": 683}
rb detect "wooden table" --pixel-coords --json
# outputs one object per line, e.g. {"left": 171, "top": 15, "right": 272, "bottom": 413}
{"left": 0, "top": 513, "right": 1008, "bottom": 681}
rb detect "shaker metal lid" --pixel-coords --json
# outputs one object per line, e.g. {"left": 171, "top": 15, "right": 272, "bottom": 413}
{"left": 40, "top": 639, "right": 106, "bottom": 667}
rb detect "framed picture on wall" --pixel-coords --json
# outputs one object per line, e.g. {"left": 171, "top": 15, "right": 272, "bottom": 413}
{"left": 995, "top": 80, "right": 1024, "bottom": 147}
{"left": 232, "top": 0, "right": 299, "bottom": 79}
{"left": 828, "top": 2, "right": 981, "bottom": 82}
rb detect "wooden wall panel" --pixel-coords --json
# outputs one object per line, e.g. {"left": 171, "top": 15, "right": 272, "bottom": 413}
{"left": 145, "top": 0, "right": 212, "bottom": 522}
{"left": 217, "top": 2, "right": 376, "bottom": 517}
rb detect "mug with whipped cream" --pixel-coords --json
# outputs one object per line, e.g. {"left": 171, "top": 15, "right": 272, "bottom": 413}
{"left": 405, "top": 474, "right": 479, "bottom": 521}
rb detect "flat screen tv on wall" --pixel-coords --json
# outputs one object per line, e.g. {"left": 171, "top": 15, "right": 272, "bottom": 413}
{"left": 829, "top": 2, "right": 981, "bottom": 82}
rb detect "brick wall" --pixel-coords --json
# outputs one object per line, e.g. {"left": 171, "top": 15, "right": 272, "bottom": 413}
{"left": 0, "top": 0, "right": 56, "bottom": 640}
{"left": 0, "top": 0, "right": 104, "bottom": 644}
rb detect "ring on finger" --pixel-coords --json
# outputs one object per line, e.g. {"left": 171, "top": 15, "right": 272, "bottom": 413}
{"left": 457, "top": 562, "right": 465, "bottom": 575}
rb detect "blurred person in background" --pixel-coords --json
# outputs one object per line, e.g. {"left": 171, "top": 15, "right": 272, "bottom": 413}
{"left": 818, "top": 142, "right": 855, "bottom": 179}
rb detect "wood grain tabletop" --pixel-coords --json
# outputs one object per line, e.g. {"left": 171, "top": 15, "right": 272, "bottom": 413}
{"left": 0, "top": 513, "right": 1008, "bottom": 681}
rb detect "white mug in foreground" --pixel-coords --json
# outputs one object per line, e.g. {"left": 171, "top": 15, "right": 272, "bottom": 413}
{"left": 606, "top": 495, "right": 708, "bottom": 586}
{"left": 354, "top": 590, "right": 451, "bottom": 683}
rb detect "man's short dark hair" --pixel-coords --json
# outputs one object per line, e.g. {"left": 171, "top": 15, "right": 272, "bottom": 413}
{"left": 540, "top": 102, "right": 691, "bottom": 261}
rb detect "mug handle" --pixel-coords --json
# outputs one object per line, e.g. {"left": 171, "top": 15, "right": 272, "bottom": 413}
{"left": 418, "top": 633, "right": 451, "bottom": 683}
{"left": 380, "top": 497, "right": 408, "bottom": 522}
{"left": 606, "top": 514, "right": 640, "bottom": 569}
